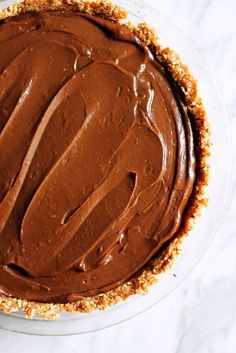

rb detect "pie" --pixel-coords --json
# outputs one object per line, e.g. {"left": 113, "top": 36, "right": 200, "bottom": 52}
{"left": 0, "top": 0, "right": 210, "bottom": 319}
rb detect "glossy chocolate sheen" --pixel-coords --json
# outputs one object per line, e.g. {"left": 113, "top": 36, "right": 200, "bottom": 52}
{"left": 0, "top": 11, "right": 195, "bottom": 303}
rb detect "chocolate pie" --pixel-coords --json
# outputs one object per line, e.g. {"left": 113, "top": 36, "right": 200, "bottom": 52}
{"left": 0, "top": 0, "right": 210, "bottom": 318}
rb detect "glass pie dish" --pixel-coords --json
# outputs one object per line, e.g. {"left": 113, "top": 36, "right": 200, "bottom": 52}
{"left": 0, "top": 0, "right": 231, "bottom": 335}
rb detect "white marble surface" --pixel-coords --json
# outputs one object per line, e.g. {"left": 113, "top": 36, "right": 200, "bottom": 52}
{"left": 0, "top": 0, "right": 236, "bottom": 351}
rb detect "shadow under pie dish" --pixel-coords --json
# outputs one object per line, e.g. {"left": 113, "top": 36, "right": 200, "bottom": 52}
{"left": 0, "top": 0, "right": 210, "bottom": 319}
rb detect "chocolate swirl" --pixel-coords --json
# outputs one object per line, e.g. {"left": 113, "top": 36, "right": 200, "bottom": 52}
{"left": 0, "top": 11, "right": 195, "bottom": 302}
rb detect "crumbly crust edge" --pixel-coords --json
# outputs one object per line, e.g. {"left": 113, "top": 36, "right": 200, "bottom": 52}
{"left": 0, "top": 0, "right": 210, "bottom": 319}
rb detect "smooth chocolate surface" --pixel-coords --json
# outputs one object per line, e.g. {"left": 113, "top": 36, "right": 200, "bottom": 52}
{"left": 0, "top": 11, "right": 195, "bottom": 303}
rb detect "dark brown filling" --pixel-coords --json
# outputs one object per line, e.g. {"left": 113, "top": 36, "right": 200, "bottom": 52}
{"left": 0, "top": 10, "right": 195, "bottom": 303}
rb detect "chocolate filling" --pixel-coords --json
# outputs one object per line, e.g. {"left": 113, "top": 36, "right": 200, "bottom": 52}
{"left": 0, "top": 11, "right": 195, "bottom": 303}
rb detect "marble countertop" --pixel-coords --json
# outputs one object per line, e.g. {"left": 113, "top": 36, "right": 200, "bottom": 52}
{"left": 0, "top": 0, "right": 236, "bottom": 352}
